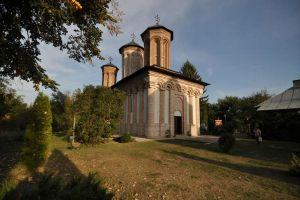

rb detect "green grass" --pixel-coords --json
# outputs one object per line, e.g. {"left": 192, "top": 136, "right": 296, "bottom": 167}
{"left": 1, "top": 133, "right": 300, "bottom": 199}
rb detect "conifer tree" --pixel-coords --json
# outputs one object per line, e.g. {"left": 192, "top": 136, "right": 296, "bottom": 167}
{"left": 180, "top": 60, "right": 201, "bottom": 81}
{"left": 23, "top": 93, "right": 52, "bottom": 171}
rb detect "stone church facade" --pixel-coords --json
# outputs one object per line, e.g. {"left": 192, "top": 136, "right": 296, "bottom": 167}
{"left": 101, "top": 22, "right": 208, "bottom": 138}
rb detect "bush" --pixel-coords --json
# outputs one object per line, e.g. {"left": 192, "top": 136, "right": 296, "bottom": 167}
{"left": 218, "top": 133, "right": 235, "bottom": 153}
{"left": 115, "top": 133, "right": 133, "bottom": 143}
{"left": 289, "top": 153, "right": 300, "bottom": 177}
{"left": 22, "top": 93, "right": 52, "bottom": 171}
{"left": 2, "top": 172, "right": 113, "bottom": 200}
{"left": 73, "top": 86, "right": 125, "bottom": 144}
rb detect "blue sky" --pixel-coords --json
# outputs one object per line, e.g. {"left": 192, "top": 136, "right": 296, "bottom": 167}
{"left": 12, "top": 0, "right": 300, "bottom": 103}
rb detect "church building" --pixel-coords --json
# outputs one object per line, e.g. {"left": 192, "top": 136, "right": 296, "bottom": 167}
{"left": 101, "top": 19, "right": 209, "bottom": 138}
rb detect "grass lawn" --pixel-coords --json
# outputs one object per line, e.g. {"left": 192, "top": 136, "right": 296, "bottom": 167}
{"left": 1, "top": 134, "right": 300, "bottom": 200}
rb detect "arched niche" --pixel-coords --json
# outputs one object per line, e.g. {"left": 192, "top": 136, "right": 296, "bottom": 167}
{"left": 174, "top": 110, "right": 182, "bottom": 117}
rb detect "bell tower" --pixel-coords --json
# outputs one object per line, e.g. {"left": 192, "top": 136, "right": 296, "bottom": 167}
{"left": 141, "top": 15, "right": 173, "bottom": 69}
{"left": 101, "top": 57, "right": 119, "bottom": 87}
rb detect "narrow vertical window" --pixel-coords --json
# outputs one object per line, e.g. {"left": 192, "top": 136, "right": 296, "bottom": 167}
{"left": 154, "top": 39, "right": 160, "bottom": 65}
{"left": 162, "top": 40, "right": 168, "bottom": 68}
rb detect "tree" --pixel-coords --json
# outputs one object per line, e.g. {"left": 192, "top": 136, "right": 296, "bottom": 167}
{"left": 0, "top": 78, "right": 28, "bottom": 132}
{"left": 217, "top": 96, "right": 241, "bottom": 132}
{"left": 0, "top": 0, "right": 123, "bottom": 90}
{"left": 73, "top": 85, "right": 125, "bottom": 144}
{"left": 23, "top": 92, "right": 52, "bottom": 171}
{"left": 180, "top": 60, "right": 201, "bottom": 81}
{"left": 50, "top": 91, "right": 73, "bottom": 133}
{"left": 180, "top": 60, "right": 209, "bottom": 125}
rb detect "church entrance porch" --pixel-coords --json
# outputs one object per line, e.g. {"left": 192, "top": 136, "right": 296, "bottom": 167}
{"left": 174, "top": 116, "right": 182, "bottom": 135}
{"left": 174, "top": 111, "right": 183, "bottom": 136}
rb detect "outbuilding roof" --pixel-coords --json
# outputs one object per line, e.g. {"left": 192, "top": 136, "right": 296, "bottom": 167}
{"left": 257, "top": 79, "right": 300, "bottom": 111}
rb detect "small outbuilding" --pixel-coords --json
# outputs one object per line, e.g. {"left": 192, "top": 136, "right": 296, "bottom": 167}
{"left": 257, "top": 79, "right": 300, "bottom": 111}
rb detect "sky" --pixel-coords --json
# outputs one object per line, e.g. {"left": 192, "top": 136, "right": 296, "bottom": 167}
{"left": 11, "top": 0, "right": 300, "bottom": 104}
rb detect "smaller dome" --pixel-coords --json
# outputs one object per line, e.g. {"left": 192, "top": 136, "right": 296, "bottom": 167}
{"left": 119, "top": 41, "right": 144, "bottom": 54}
{"left": 101, "top": 63, "right": 119, "bottom": 70}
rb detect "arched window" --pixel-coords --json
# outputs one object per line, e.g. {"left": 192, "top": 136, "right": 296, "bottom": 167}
{"left": 154, "top": 38, "right": 160, "bottom": 66}
{"left": 125, "top": 53, "right": 129, "bottom": 76}
{"left": 162, "top": 40, "right": 168, "bottom": 68}
{"left": 132, "top": 51, "right": 141, "bottom": 72}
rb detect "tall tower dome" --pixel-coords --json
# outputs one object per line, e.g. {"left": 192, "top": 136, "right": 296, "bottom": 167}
{"left": 119, "top": 34, "right": 144, "bottom": 78}
{"left": 101, "top": 58, "right": 119, "bottom": 87}
{"left": 141, "top": 16, "right": 173, "bottom": 69}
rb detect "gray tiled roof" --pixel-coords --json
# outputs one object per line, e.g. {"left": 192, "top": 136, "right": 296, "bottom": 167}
{"left": 257, "top": 79, "right": 300, "bottom": 111}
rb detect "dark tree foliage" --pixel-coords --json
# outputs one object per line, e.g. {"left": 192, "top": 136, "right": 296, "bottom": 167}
{"left": 73, "top": 85, "right": 125, "bottom": 144}
{"left": 23, "top": 93, "right": 52, "bottom": 171}
{"left": 0, "top": 78, "right": 28, "bottom": 132}
{"left": 2, "top": 172, "right": 113, "bottom": 200}
{"left": 0, "top": 0, "right": 122, "bottom": 90}
{"left": 50, "top": 91, "right": 73, "bottom": 134}
{"left": 180, "top": 60, "right": 201, "bottom": 81}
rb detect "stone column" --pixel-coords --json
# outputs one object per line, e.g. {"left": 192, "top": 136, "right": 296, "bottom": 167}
{"left": 169, "top": 88, "right": 175, "bottom": 137}
{"left": 147, "top": 86, "right": 155, "bottom": 137}
{"left": 190, "top": 95, "right": 197, "bottom": 136}
{"left": 142, "top": 88, "right": 148, "bottom": 136}
{"left": 185, "top": 94, "right": 190, "bottom": 135}
{"left": 196, "top": 96, "right": 200, "bottom": 136}
{"left": 132, "top": 92, "right": 137, "bottom": 135}
{"left": 154, "top": 88, "right": 160, "bottom": 124}
{"left": 164, "top": 89, "right": 169, "bottom": 124}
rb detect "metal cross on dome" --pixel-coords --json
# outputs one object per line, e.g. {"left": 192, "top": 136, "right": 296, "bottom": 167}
{"left": 130, "top": 33, "right": 136, "bottom": 41}
{"left": 155, "top": 14, "right": 160, "bottom": 25}
{"left": 108, "top": 56, "right": 113, "bottom": 63}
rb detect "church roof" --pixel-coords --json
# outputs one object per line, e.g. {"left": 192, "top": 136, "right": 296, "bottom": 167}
{"left": 257, "top": 79, "right": 300, "bottom": 111}
{"left": 119, "top": 41, "right": 144, "bottom": 54}
{"left": 112, "top": 65, "right": 209, "bottom": 89}
{"left": 141, "top": 24, "right": 174, "bottom": 41}
{"left": 101, "top": 63, "right": 119, "bottom": 70}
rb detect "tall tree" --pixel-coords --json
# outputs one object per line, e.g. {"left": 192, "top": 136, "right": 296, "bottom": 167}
{"left": 0, "top": 0, "right": 123, "bottom": 90}
{"left": 180, "top": 60, "right": 209, "bottom": 125}
{"left": 23, "top": 92, "right": 52, "bottom": 171}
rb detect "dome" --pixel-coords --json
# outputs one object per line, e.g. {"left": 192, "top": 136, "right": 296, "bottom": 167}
{"left": 101, "top": 62, "right": 119, "bottom": 70}
{"left": 141, "top": 24, "right": 174, "bottom": 41}
{"left": 119, "top": 41, "right": 144, "bottom": 54}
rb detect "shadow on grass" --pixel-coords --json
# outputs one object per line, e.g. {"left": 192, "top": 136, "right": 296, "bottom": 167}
{"left": 163, "top": 150, "right": 300, "bottom": 186}
{"left": 2, "top": 148, "right": 113, "bottom": 200}
{"left": 157, "top": 139, "right": 299, "bottom": 165}
{"left": 0, "top": 133, "right": 24, "bottom": 183}
{"left": 44, "top": 149, "right": 83, "bottom": 179}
